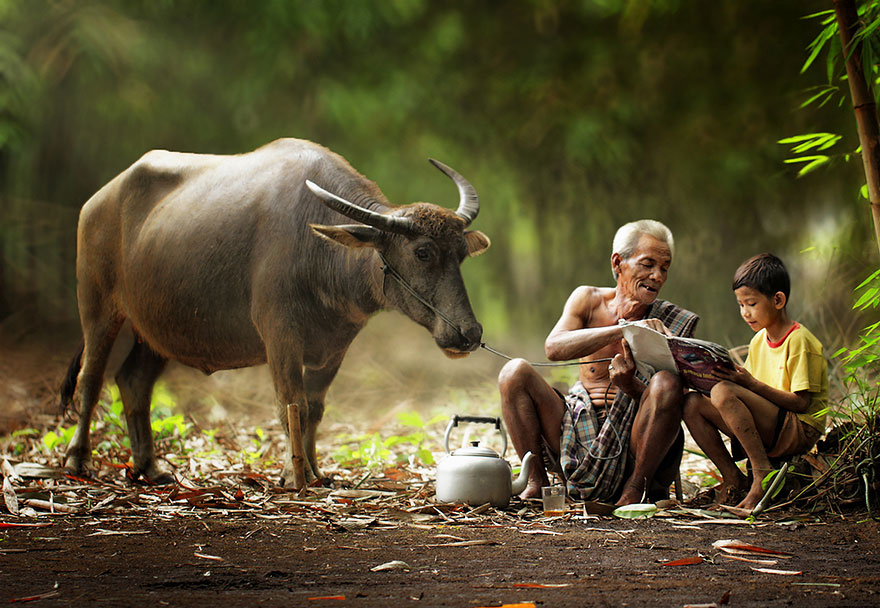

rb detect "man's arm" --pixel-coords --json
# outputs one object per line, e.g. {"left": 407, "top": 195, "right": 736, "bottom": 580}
{"left": 544, "top": 286, "right": 623, "bottom": 361}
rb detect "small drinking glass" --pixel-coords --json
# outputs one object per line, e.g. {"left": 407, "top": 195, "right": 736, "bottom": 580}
{"left": 541, "top": 485, "right": 566, "bottom": 516}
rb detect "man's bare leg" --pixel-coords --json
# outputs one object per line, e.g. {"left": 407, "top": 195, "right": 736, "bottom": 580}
{"left": 499, "top": 358, "right": 566, "bottom": 499}
{"left": 616, "top": 371, "right": 685, "bottom": 506}
{"left": 682, "top": 392, "right": 748, "bottom": 505}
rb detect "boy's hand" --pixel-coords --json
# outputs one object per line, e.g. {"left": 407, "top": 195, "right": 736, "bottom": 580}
{"left": 713, "top": 363, "right": 756, "bottom": 390}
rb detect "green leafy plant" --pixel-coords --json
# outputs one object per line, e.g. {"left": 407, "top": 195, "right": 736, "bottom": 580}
{"left": 332, "top": 410, "right": 446, "bottom": 470}
{"left": 834, "top": 268, "right": 880, "bottom": 375}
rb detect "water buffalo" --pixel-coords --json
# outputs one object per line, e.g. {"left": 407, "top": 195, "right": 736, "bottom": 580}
{"left": 60, "top": 138, "right": 490, "bottom": 487}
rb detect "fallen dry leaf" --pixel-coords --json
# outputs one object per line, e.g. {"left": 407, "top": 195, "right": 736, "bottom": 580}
{"left": 661, "top": 556, "right": 703, "bottom": 567}
{"left": 719, "top": 553, "right": 777, "bottom": 566}
{"left": 370, "top": 560, "right": 411, "bottom": 572}
{"left": 750, "top": 567, "right": 802, "bottom": 575}
{"left": 307, "top": 595, "right": 345, "bottom": 601}
{"left": 517, "top": 529, "right": 563, "bottom": 536}
{"left": 8, "top": 582, "right": 60, "bottom": 603}
{"left": 712, "top": 539, "right": 793, "bottom": 557}
{"left": 513, "top": 582, "right": 571, "bottom": 588}
{"left": 87, "top": 529, "right": 151, "bottom": 536}
{"left": 2, "top": 457, "right": 20, "bottom": 481}
{"left": 194, "top": 552, "right": 224, "bottom": 562}
{"left": 426, "top": 539, "right": 499, "bottom": 548}
{"left": 3, "top": 476, "right": 19, "bottom": 515}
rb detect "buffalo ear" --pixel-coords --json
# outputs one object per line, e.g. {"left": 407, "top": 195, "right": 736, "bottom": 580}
{"left": 310, "top": 224, "right": 381, "bottom": 249}
{"left": 465, "top": 230, "right": 491, "bottom": 257}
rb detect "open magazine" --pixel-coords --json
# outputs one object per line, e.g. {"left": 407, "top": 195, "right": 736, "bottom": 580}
{"left": 620, "top": 322, "right": 735, "bottom": 395}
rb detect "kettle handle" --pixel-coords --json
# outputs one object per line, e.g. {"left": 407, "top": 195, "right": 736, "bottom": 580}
{"left": 443, "top": 415, "right": 508, "bottom": 457}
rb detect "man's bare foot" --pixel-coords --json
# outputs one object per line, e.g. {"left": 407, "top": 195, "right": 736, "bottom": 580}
{"left": 518, "top": 482, "right": 543, "bottom": 500}
{"left": 615, "top": 480, "right": 646, "bottom": 506}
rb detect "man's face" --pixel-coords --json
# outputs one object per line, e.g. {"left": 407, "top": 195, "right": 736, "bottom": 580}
{"left": 614, "top": 234, "right": 671, "bottom": 304}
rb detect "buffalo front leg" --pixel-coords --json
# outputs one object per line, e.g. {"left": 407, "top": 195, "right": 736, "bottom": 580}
{"left": 268, "top": 350, "right": 310, "bottom": 489}
{"left": 301, "top": 352, "right": 346, "bottom": 482}
{"left": 115, "top": 341, "right": 172, "bottom": 484}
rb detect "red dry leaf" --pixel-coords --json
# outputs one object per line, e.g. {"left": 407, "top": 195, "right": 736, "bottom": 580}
{"left": 661, "top": 556, "right": 704, "bottom": 567}
{"left": 0, "top": 522, "right": 53, "bottom": 528}
{"left": 713, "top": 539, "right": 793, "bottom": 556}
{"left": 307, "top": 595, "right": 346, "bottom": 601}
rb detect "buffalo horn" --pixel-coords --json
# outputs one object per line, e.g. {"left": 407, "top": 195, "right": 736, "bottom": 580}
{"left": 305, "top": 180, "right": 414, "bottom": 234}
{"left": 428, "top": 159, "right": 479, "bottom": 226}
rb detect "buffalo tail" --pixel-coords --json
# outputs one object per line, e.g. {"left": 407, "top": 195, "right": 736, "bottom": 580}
{"left": 59, "top": 341, "right": 84, "bottom": 415}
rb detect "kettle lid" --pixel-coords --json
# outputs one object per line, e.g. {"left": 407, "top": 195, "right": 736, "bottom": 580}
{"left": 451, "top": 441, "right": 500, "bottom": 458}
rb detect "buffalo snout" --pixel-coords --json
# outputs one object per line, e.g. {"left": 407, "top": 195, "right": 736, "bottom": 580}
{"left": 437, "top": 319, "right": 482, "bottom": 358}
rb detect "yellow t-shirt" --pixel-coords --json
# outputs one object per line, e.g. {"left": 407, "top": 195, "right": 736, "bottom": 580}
{"left": 743, "top": 323, "right": 828, "bottom": 433}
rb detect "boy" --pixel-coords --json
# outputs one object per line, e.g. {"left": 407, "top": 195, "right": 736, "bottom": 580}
{"left": 683, "top": 253, "right": 827, "bottom": 510}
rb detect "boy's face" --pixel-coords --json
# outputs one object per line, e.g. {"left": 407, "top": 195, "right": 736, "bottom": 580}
{"left": 734, "top": 286, "right": 785, "bottom": 332}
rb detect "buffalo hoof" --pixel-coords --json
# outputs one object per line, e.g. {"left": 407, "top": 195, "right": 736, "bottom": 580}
{"left": 131, "top": 464, "right": 175, "bottom": 486}
{"left": 63, "top": 452, "right": 92, "bottom": 478}
{"left": 280, "top": 461, "right": 319, "bottom": 490}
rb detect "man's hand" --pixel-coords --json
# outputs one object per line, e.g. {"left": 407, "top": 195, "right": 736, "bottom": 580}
{"left": 609, "top": 340, "right": 642, "bottom": 398}
{"left": 626, "top": 318, "right": 672, "bottom": 336}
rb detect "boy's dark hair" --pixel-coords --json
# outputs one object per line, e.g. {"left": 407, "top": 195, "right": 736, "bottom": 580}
{"left": 732, "top": 253, "right": 790, "bottom": 300}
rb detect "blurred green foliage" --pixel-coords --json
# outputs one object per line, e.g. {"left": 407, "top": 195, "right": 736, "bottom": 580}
{"left": 0, "top": 0, "right": 876, "bottom": 353}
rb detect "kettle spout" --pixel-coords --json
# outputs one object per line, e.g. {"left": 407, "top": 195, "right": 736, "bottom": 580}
{"left": 510, "top": 451, "right": 534, "bottom": 496}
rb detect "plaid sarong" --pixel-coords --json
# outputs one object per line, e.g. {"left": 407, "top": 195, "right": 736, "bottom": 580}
{"left": 560, "top": 299, "right": 699, "bottom": 503}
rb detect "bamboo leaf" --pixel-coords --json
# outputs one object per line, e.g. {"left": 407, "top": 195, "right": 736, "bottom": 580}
{"left": 777, "top": 133, "right": 831, "bottom": 144}
{"left": 798, "top": 157, "right": 831, "bottom": 176}
{"left": 802, "top": 27, "right": 835, "bottom": 74}
{"left": 855, "top": 268, "right": 880, "bottom": 289}
{"left": 853, "top": 287, "right": 878, "bottom": 309}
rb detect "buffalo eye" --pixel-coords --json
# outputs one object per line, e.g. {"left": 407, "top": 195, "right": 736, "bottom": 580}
{"left": 415, "top": 247, "right": 432, "bottom": 262}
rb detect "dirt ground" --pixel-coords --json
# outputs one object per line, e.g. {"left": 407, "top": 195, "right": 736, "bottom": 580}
{"left": 2, "top": 325, "right": 880, "bottom": 607}
{"left": 3, "top": 508, "right": 879, "bottom": 607}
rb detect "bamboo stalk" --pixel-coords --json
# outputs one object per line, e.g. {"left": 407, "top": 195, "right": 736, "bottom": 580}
{"left": 286, "top": 403, "right": 307, "bottom": 491}
{"left": 834, "top": 0, "right": 880, "bottom": 255}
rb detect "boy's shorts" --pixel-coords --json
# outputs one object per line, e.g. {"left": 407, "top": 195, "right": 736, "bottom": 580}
{"left": 766, "top": 410, "right": 822, "bottom": 459}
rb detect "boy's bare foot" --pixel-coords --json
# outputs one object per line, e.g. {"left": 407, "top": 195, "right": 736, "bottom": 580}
{"left": 735, "top": 487, "right": 764, "bottom": 511}
{"left": 714, "top": 482, "right": 747, "bottom": 506}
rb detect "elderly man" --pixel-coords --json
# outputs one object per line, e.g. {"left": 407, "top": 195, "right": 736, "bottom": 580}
{"left": 499, "top": 219, "right": 698, "bottom": 506}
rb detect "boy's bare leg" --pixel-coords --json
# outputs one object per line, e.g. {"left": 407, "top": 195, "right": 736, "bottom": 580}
{"left": 499, "top": 358, "right": 566, "bottom": 499}
{"left": 708, "top": 381, "right": 780, "bottom": 510}
{"left": 683, "top": 392, "right": 747, "bottom": 504}
{"left": 617, "top": 371, "right": 685, "bottom": 506}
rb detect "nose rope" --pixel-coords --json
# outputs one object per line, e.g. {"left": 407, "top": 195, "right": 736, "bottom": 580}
{"left": 376, "top": 252, "right": 611, "bottom": 368}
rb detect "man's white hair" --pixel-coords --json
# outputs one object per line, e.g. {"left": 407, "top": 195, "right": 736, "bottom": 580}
{"left": 611, "top": 219, "right": 674, "bottom": 279}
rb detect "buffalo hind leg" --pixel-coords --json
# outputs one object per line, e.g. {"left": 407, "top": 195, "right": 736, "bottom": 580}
{"left": 115, "top": 341, "right": 172, "bottom": 484}
{"left": 64, "top": 316, "right": 123, "bottom": 476}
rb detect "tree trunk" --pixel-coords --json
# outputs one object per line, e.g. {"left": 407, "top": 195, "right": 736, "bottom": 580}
{"left": 834, "top": 0, "right": 880, "bottom": 256}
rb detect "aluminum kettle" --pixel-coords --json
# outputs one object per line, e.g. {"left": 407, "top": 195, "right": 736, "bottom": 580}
{"left": 435, "top": 415, "right": 534, "bottom": 508}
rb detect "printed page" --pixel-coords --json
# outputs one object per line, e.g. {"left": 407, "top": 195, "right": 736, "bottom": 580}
{"left": 620, "top": 323, "right": 677, "bottom": 373}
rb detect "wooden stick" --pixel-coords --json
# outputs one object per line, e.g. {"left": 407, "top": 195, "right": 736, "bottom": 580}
{"left": 286, "top": 403, "right": 307, "bottom": 491}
